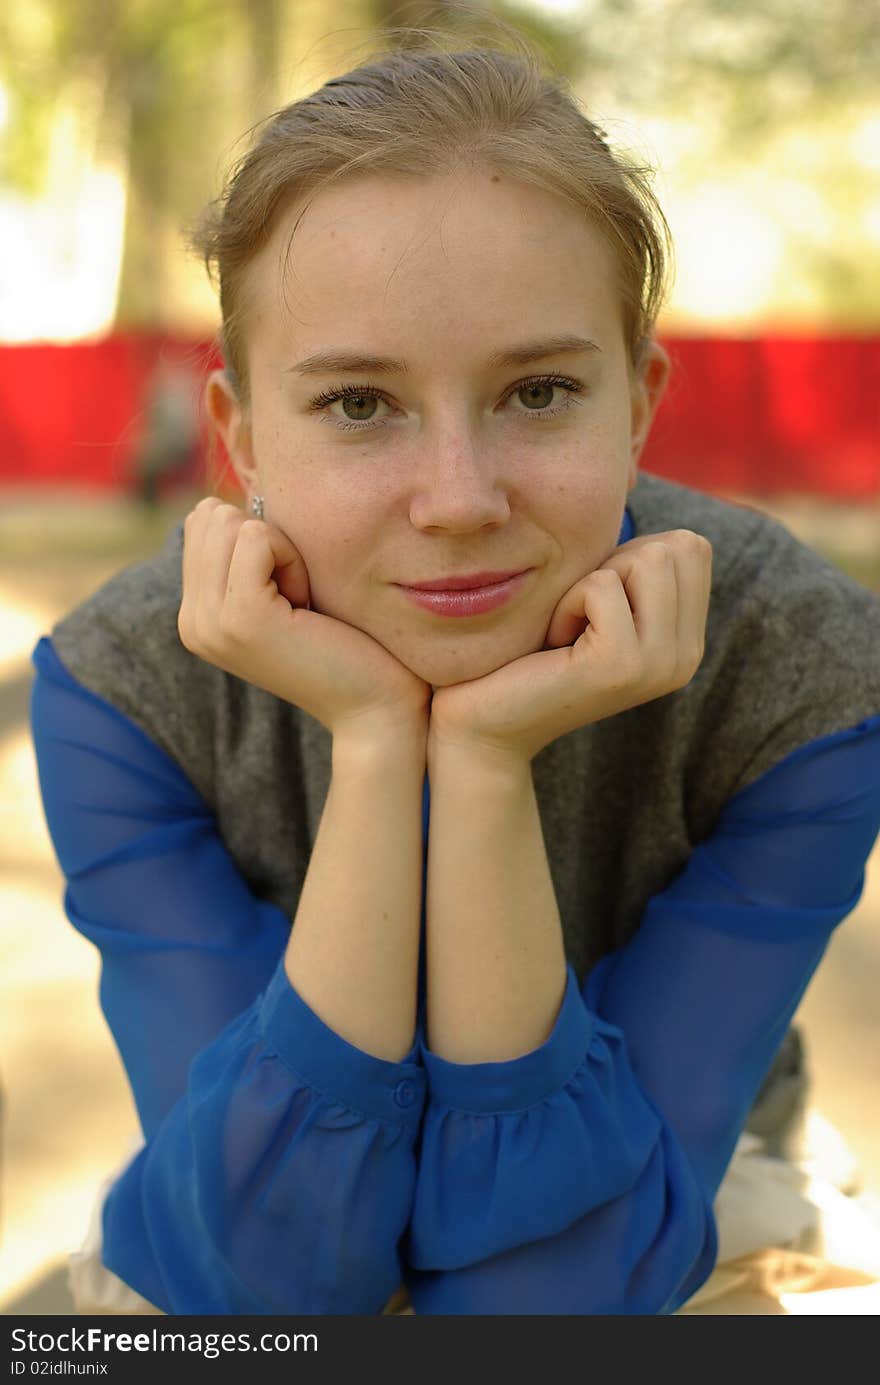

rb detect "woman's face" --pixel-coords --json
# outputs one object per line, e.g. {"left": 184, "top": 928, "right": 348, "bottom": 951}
{"left": 207, "top": 166, "right": 669, "bottom": 688}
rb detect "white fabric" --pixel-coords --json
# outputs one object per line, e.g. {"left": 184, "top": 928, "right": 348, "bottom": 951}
{"left": 68, "top": 1139, "right": 161, "bottom": 1316}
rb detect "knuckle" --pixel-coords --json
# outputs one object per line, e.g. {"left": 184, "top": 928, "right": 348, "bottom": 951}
{"left": 217, "top": 605, "right": 246, "bottom": 643}
{"left": 672, "top": 646, "right": 703, "bottom": 688}
{"left": 613, "top": 648, "right": 643, "bottom": 687}
{"left": 642, "top": 653, "right": 675, "bottom": 693}
{"left": 656, "top": 647, "right": 679, "bottom": 681}
{"left": 676, "top": 528, "right": 711, "bottom": 555}
{"left": 196, "top": 500, "right": 235, "bottom": 529}
{"left": 641, "top": 540, "right": 672, "bottom": 562}
{"left": 686, "top": 638, "right": 706, "bottom": 672}
{"left": 177, "top": 612, "right": 203, "bottom": 655}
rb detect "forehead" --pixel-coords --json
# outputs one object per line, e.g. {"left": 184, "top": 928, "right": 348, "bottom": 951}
{"left": 244, "top": 169, "right": 624, "bottom": 361}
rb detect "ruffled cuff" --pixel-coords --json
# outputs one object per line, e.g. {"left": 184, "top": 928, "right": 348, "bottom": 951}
{"left": 417, "top": 963, "right": 592, "bottom": 1112}
{"left": 257, "top": 954, "right": 426, "bottom": 1126}
{"left": 408, "top": 965, "right": 661, "bottom": 1268}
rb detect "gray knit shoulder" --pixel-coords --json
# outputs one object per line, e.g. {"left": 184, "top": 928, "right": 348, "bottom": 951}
{"left": 50, "top": 521, "right": 221, "bottom": 800}
{"left": 628, "top": 470, "right": 880, "bottom": 793}
{"left": 48, "top": 518, "right": 325, "bottom": 924}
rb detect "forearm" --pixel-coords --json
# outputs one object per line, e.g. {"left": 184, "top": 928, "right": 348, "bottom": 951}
{"left": 285, "top": 720, "right": 428, "bottom": 1061}
{"left": 424, "top": 740, "right": 567, "bottom": 1062}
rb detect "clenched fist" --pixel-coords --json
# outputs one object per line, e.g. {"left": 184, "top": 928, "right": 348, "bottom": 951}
{"left": 177, "top": 498, "right": 431, "bottom": 743}
{"left": 428, "top": 528, "right": 713, "bottom": 766}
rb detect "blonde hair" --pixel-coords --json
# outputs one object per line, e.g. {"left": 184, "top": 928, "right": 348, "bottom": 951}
{"left": 186, "top": 12, "right": 672, "bottom": 486}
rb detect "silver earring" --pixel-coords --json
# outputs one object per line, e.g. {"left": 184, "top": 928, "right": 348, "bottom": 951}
{"left": 251, "top": 495, "right": 264, "bottom": 520}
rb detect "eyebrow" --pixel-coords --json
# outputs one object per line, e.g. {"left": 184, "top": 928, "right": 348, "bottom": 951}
{"left": 285, "top": 334, "right": 602, "bottom": 377}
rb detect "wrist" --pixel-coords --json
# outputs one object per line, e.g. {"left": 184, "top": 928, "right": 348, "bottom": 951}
{"left": 426, "top": 725, "right": 531, "bottom": 785}
{"left": 333, "top": 711, "right": 428, "bottom": 771}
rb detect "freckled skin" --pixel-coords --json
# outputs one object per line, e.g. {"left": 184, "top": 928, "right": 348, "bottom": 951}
{"left": 205, "top": 166, "right": 669, "bottom": 688}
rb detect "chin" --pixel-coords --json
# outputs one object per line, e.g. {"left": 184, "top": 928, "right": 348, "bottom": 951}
{"left": 413, "top": 640, "right": 536, "bottom": 689}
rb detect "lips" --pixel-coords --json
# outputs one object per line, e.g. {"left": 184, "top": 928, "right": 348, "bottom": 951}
{"left": 403, "top": 569, "right": 528, "bottom": 591}
{"left": 396, "top": 570, "right": 532, "bottom": 617}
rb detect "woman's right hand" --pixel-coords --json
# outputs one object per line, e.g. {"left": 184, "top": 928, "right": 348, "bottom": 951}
{"left": 177, "top": 498, "right": 431, "bottom": 742}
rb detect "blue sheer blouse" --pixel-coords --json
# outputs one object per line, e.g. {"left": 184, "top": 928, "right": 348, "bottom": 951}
{"left": 29, "top": 541, "right": 880, "bottom": 1315}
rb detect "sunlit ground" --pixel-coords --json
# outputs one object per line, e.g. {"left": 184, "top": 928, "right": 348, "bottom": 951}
{"left": 1, "top": 485, "right": 880, "bottom": 1313}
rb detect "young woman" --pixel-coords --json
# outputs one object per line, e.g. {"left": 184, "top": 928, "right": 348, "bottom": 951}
{"left": 31, "top": 35, "right": 880, "bottom": 1316}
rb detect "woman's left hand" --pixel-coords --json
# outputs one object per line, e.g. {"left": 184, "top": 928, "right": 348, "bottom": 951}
{"left": 428, "top": 528, "right": 713, "bottom": 766}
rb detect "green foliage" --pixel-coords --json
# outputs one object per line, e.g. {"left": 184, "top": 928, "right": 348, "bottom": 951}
{"left": 1, "top": 0, "right": 877, "bottom": 327}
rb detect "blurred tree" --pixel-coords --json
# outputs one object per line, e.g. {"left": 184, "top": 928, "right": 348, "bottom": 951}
{"left": 0, "top": 0, "right": 876, "bottom": 331}
{"left": 244, "top": 0, "right": 287, "bottom": 115}
{"left": 373, "top": 0, "right": 453, "bottom": 24}
{"left": 608, "top": 0, "right": 879, "bottom": 136}
{"left": 0, "top": 0, "right": 255, "bottom": 325}
{"left": 371, "top": 0, "right": 592, "bottom": 79}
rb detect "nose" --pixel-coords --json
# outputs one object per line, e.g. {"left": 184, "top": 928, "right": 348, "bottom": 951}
{"left": 408, "top": 433, "right": 511, "bottom": 532}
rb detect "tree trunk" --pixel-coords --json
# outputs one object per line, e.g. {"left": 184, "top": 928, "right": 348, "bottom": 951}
{"left": 372, "top": 1, "right": 471, "bottom": 33}
{"left": 245, "top": 0, "right": 287, "bottom": 116}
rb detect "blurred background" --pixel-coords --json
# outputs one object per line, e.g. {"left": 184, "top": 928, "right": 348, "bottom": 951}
{"left": 1, "top": 0, "right": 879, "bottom": 1313}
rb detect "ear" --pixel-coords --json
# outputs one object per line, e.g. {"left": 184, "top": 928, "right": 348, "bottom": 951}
{"left": 204, "top": 368, "right": 259, "bottom": 495}
{"left": 626, "top": 339, "right": 671, "bottom": 490}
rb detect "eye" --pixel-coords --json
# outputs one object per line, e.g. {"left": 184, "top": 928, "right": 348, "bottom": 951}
{"left": 307, "top": 382, "right": 394, "bottom": 431}
{"left": 306, "top": 374, "right": 586, "bottom": 433}
{"left": 507, "top": 376, "right": 585, "bottom": 419}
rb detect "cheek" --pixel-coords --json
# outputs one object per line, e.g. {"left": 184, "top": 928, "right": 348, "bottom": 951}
{"left": 540, "top": 452, "right": 627, "bottom": 524}
{"left": 292, "top": 508, "right": 373, "bottom": 613}
{"left": 542, "top": 469, "right": 628, "bottom": 575}
{"left": 273, "top": 469, "right": 361, "bottom": 547}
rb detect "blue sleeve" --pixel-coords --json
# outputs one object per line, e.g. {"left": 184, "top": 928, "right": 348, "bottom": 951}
{"left": 29, "top": 636, "right": 426, "bottom": 1315}
{"left": 405, "top": 711, "right": 880, "bottom": 1315}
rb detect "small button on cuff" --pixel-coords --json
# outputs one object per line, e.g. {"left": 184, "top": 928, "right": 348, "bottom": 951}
{"left": 393, "top": 1079, "right": 416, "bottom": 1109}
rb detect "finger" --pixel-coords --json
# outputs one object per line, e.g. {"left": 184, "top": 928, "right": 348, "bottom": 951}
{"left": 544, "top": 582, "right": 591, "bottom": 649}
{"left": 544, "top": 568, "right": 612, "bottom": 648}
{"left": 569, "top": 568, "right": 641, "bottom": 673}
{"left": 667, "top": 531, "right": 713, "bottom": 675}
{"left": 544, "top": 530, "right": 706, "bottom": 653}
{"left": 225, "top": 519, "right": 310, "bottom": 623}
{"left": 610, "top": 531, "right": 711, "bottom": 684}
{"left": 198, "top": 503, "right": 245, "bottom": 625}
{"left": 544, "top": 528, "right": 668, "bottom": 648}
{"left": 180, "top": 497, "right": 224, "bottom": 627}
{"left": 615, "top": 540, "right": 680, "bottom": 676}
{"left": 266, "top": 527, "right": 311, "bottom": 610}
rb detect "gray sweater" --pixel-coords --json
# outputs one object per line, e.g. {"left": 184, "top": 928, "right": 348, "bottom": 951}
{"left": 50, "top": 470, "right": 880, "bottom": 1143}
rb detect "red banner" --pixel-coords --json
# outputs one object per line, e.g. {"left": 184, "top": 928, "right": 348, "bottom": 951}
{"left": 1, "top": 333, "right": 877, "bottom": 497}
